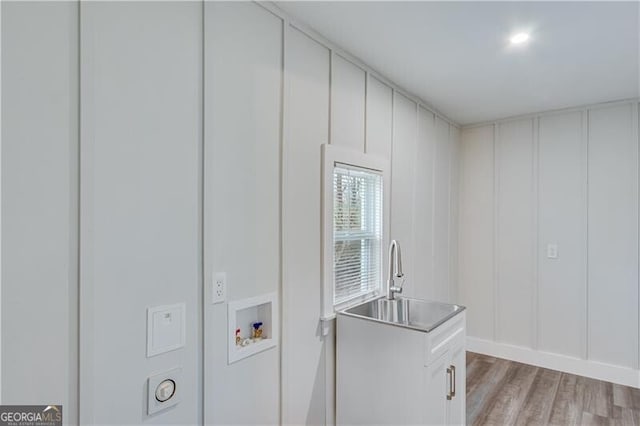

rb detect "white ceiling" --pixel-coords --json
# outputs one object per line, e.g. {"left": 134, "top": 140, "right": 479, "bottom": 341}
{"left": 276, "top": 1, "right": 639, "bottom": 125}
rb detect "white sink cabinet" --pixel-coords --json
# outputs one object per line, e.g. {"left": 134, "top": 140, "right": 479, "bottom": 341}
{"left": 337, "top": 303, "right": 466, "bottom": 425}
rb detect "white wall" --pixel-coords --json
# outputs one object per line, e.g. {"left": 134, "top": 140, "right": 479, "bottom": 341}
{"left": 5, "top": 2, "right": 639, "bottom": 422}
{"left": 496, "top": 118, "right": 535, "bottom": 347}
{"left": 203, "top": 3, "right": 282, "bottom": 424}
{"left": 449, "top": 125, "right": 461, "bottom": 302}
{"left": 1, "top": 2, "right": 461, "bottom": 424}
{"left": 79, "top": 2, "right": 202, "bottom": 424}
{"left": 587, "top": 104, "right": 639, "bottom": 369}
{"left": 413, "top": 107, "right": 436, "bottom": 301}
{"left": 433, "top": 117, "right": 454, "bottom": 302}
{"left": 283, "top": 24, "right": 331, "bottom": 426}
{"left": 1, "top": 2, "right": 78, "bottom": 423}
{"left": 459, "top": 100, "right": 640, "bottom": 387}
{"left": 281, "top": 15, "right": 461, "bottom": 424}
{"left": 538, "top": 111, "right": 586, "bottom": 358}
{"left": 459, "top": 125, "right": 494, "bottom": 340}
{"left": 391, "top": 93, "right": 418, "bottom": 293}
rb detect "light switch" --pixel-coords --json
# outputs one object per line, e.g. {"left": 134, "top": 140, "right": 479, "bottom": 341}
{"left": 546, "top": 244, "right": 559, "bottom": 259}
{"left": 147, "top": 303, "right": 185, "bottom": 357}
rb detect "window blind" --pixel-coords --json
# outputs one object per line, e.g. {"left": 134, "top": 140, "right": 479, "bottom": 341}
{"left": 333, "top": 164, "right": 383, "bottom": 306}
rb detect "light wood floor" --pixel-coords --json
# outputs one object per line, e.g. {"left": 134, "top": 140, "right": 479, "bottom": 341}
{"left": 466, "top": 352, "right": 640, "bottom": 426}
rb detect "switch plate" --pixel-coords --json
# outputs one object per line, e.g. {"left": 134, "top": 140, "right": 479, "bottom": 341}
{"left": 147, "top": 367, "right": 182, "bottom": 415}
{"left": 147, "top": 303, "right": 186, "bottom": 357}
{"left": 212, "top": 272, "right": 226, "bottom": 304}
{"left": 546, "top": 244, "right": 559, "bottom": 259}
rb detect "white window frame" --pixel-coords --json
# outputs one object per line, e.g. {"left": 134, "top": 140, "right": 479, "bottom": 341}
{"left": 321, "top": 144, "right": 390, "bottom": 328}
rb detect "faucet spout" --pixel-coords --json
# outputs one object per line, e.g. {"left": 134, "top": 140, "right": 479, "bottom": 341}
{"left": 387, "top": 240, "right": 404, "bottom": 300}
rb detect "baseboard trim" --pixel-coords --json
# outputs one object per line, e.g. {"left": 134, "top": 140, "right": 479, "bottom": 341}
{"left": 467, "top": 337, "right": 640, "bottom": 388}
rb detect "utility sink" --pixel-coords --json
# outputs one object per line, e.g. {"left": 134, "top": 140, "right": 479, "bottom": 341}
{"left": 340, "top": 296, "right": 465, "bottom": 333}
{"left": 337, "top": 295, "right": 467, "bottom": 424}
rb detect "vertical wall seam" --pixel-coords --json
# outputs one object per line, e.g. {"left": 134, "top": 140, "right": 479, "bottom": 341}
{"left": 199, "top": 2, "right": 205, "bottom": 424}
{"left": 328, "top": 51, "right": 333, "bottom": 146}
{"left": 581, "top": 108, "right": 587, "bottom": 362}
{"left": 431, "top": 112, "right": 436, "bottom": 293}
{"left": 411, "top": 101, "right": 417, "bottom": 296}
{"left": 78, "top": 0, "right": 98, "bottom": 419}
{"left": 412, "top": 103, "right": 418, "bottom": 297}
{"left": 277, "top": 14, "right": 285, "bottom": 426}
{"left": 0, "top": 0, "right": 3, "bottom": 404}
{"left": 389, "top": 90, "right": 395, "bottom": 238}
{"left": 634, "top": 101, "right": 640, "bottom": 372}
{"left": 363, "top": 72, "right": 368, "bottom": 154}
{"left": 324, "top": 46, "right": 332, "bottom": 426}
{"left": 280, "top": 20, "right": 290, "bottom": 426}
{"left": 532, "top": 117, "right": 539, "bottom": 351}
{"left": 323, "top": 328, "right": 328, "bottom": 426}
{"left": 637, "top": 100, "right": 640, "bottom": 375}
{"left": 446, "top": 123, "right": 452, "bottom": 303}
{"left": 78, "top": 1, "right": 90, "bottom": 422}
{"left": 75, "top": 1, "right": 81, "bottom": 423}
{"left": 585, "top": 108, "right": 590, "bottom": 361}
{"left": 493, "top": 122, "right": 499, "bottom": 342}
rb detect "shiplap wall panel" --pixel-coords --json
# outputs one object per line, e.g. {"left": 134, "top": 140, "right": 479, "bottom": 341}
{"left": 282, "top": 26, "right": 330, "bottom": 425}
{"left": 496, "top": 118, "right": 535, "bottom": 347}
{"left": 537, "top": 111, "right": 586, "bottom": 358}
{"left": 80, "top": 3, "right": 202, "bottom": 423}
{"left": 588, "top": 103, "right": 638, "bottom": 368}
{"left": 460, "top": 101, "right": 640, "bottom": 385}
{"left": 449, "top": 125, "right": 461, "bottom": 302}
{"left": 365, "top": 75, "right": 393, "bottom": 284}
{"left": 2, "top": 2, "right": 78, "bottom": 417}
{"left": 391, "top": 93, "right": 417, "bottom": 296}
{"left": 433, "top": 117, "right": 451, "bottom": 302}
{"left": 331, "top": 54, "right": 365, "bottom": 152}
{"left": 413, "top": 107, "right": 436, "bottom": 301}
{"left": 204, "top": 2, "right": 282, "bottom": 424}
{"left": 458, "top": 125, "right": 495, "bottom": 340}
{"left": 365, "top": 75, "right": 393, "bottom": 160}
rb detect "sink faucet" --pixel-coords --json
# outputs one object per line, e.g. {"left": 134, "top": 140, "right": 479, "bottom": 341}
{"left": 387, "top": 240, "right": 404, "bottom": 300}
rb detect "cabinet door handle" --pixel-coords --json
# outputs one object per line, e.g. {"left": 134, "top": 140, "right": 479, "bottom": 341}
{"left": 451, "top": 365, "right": 456, "bottom": 398}
{"left": 446, "top": 367, "right": 453, "bottom": 400}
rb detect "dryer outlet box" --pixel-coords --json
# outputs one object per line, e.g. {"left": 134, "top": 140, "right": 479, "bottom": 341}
{"left": 147, "top": 367, "right": 183, "bottom": 415}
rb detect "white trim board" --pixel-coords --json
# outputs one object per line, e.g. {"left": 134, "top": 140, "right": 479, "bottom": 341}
{"left": 0, "top": 0, "right": 3, "bottom": 403}
{"left": 467, "top": 337, "right": 640, "bottom": 388}
{"left": 320, "top": 143, "right": 390, "bottom": 325}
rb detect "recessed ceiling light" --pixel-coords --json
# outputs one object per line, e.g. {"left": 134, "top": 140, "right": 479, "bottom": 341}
{"left": 510, "top": 33, "right": 530, "bottom": 45}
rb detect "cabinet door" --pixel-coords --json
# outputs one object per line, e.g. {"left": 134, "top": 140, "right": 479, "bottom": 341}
{"left": 447, "top": 344, "right": 466, "bottom": 425}
{"left": 424, "top": 352, "right": 449, "bottom": 425}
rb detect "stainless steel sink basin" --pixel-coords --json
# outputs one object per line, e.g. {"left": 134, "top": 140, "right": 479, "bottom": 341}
{"left": 339, "top": 296, "right": 465, "bottom": 333}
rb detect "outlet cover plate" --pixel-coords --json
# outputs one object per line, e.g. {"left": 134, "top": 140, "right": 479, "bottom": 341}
{"left": 212, "top": 272, "right": 226, "bottom": 304}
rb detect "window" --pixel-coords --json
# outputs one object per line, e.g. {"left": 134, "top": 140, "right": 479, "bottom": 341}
{"left": 322, "top": 144, "right": 389, "bottom": 325}
{"left": 333, "top": 165, "right": 383, "bottom": 305}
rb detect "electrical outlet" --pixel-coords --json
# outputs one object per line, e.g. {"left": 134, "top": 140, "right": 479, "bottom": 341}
{"left": 546, "top": 244, "right": 559, "bottom": 259}
{"left": 212, "top": 272, "right": 226, "bottom": 304}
